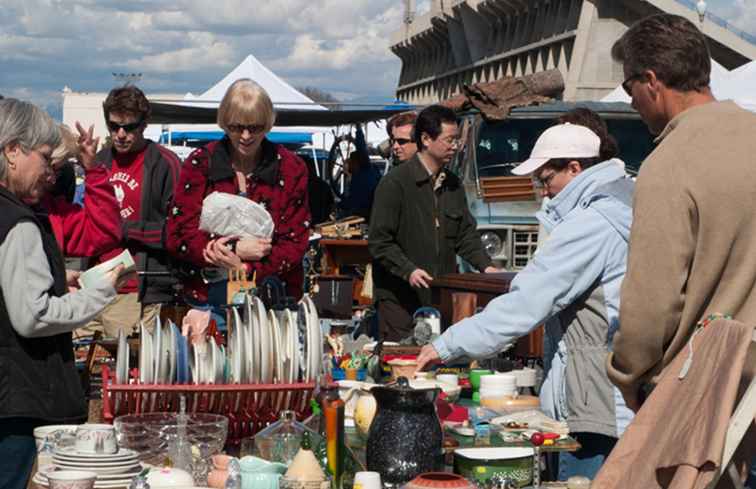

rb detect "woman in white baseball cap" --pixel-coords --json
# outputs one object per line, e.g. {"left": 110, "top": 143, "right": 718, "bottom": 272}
{"left": 418, "top": 117, "right": 635, "bottom": 480}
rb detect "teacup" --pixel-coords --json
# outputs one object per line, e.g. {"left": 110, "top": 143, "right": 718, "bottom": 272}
{"left": 47, "top": 470, "right": 97, "bottom": 489}
{"left": 34, "top": 425, "right": 78, "bottom": 451}
{"left": 353, "top": 471, "right": 382, "bottom": 489}
{"left": 75, "top": 424, "right": 116, "bottom": 454}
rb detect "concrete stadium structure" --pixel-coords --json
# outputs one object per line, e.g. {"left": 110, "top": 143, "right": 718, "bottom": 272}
{"left": 391, "top": 0, "right": 756, "bottom": 104}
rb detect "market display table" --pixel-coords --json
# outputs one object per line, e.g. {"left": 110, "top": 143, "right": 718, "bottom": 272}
{"left": 345, "top": 424, "right": 578, "bottom": 485}
{"left": 430, "top": 272, "right": 543, "bottom": 358}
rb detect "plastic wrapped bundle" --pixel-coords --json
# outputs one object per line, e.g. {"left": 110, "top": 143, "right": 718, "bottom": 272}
{"left": 199, "top": 192, "right": 274, "bottom": 239}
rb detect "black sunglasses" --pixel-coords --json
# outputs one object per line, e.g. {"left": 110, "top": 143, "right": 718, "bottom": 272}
{"left": 391, "top": 137, "right": 413, "bottom": 146}
{"left": 106, "top": 118, "right": 144, "bottom": 133}
{"left": 622, "top": 73, "right": 645, "bottom": 97}
{"left": 228, "top": 123, "right": 265, "bottom": 134}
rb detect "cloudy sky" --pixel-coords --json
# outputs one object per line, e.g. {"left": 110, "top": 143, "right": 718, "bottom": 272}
{"left": 1, "top": 0, "right": 754, "bottom": 119}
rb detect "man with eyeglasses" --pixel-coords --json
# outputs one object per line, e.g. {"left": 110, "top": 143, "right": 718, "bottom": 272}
{"left": 369, "top": 105, "right": 495, "bottom": 342}
{"left": 417, "top": 122, "right": 636, "bottom": 479}
{"left": 607, "top": 15, "right": 756, "bottom": 485}
{"left": 82, "top": 86, "right": 180, "bottom": 338}
{"left": 386, "top": 111, "right": 418, "bottom": 165}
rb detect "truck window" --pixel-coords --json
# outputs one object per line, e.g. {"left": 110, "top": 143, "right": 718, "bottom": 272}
{"left": 605, "top": 119, "right": 656, "bottom": 174}
{"left": 478, "top": 117, "right": 654, "bottom": 177}
{"left": 477, "top": 120, "right": 552, "bottom": 177}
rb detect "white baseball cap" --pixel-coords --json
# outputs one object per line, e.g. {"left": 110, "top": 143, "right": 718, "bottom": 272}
{"left": 511, "top": 123, "right": 601, "bottom": 175}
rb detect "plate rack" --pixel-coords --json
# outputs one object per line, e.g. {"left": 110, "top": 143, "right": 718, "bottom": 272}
{"left": 100, "top": 365, "right": 316, "bottom": 446}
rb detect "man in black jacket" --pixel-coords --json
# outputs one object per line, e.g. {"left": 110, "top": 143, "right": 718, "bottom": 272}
{"left": 83, "top": 86, "right": 180, "bottom": 337}
{"left": 369, "top": 105, "right": 496, "bottom": 341}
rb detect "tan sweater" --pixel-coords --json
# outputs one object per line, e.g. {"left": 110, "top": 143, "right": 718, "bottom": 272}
{"left": 608, "top": 100, "right": 756, "bottom": 393}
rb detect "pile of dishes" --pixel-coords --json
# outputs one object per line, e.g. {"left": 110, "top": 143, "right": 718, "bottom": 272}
{"left": 32, "top": 447, "right": 142, "bottom": 488}
{"left": 115, "top": 294, "right": 323, "bottom": 386}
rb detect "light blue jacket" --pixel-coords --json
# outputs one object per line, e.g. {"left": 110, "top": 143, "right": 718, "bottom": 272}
{"left": 433, "top": 159, "right": 635, "bottom": 437}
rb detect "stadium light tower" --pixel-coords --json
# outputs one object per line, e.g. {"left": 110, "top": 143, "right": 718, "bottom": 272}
{"left": 696, "top": 0, "right": 707, "bottom": 28}
{"left": 112, "top": 73, "right": 143, "bottom": 86}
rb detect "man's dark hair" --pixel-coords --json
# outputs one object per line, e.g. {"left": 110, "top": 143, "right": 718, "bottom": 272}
{"left": 558, "top": 108, "right": 619, "bottom": 161}
{"left": 386, "top": 111, "right": 417, "bottom": 138}
{"left": 611, "top": 14, "right": 711, "bottom": 92}
{"left": 103, "top": 86, "right": 151, "bottom": 122}
{"left": 414, "top": 105, "right": 458, "bottom": 149}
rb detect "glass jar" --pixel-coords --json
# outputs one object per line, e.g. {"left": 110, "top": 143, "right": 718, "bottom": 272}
{"left": 245, "top": 411, "right": 309, "bottom": 465}
{"left": 413, "top": 307, "right": 442, "bottom": 336}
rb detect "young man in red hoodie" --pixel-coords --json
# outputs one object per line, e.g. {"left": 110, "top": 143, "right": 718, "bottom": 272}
{"left": 44, "top": 122, "right": 122, "bottom": 259}
{"left": 83, "top": 86, "right": 180, "bottom": 337}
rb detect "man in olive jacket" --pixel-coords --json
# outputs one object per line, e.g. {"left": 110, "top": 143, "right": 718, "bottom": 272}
{"left": 369, "top": 105, "right": 495, "bottom": 341}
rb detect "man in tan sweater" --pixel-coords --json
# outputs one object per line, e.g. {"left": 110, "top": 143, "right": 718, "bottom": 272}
{"left": 607, "top": 14, "right": 756, "bottom": 413}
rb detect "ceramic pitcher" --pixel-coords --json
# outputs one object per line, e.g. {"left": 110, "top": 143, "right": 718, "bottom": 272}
{"left": 366, "top": 376, "right": 442, "bottom": 485}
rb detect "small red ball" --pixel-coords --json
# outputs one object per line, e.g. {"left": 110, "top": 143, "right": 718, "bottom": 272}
{"left": 530, "top": 432, "right": 545, "bottom": 446}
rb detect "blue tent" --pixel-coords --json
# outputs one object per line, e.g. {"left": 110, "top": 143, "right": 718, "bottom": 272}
{"left": 159, "top": 130, "right": 312, "bottom": 145}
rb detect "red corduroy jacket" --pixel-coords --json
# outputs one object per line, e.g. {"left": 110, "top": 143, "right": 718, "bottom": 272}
{"left": 167, "top": 138, "right": 310, "bottom": 302}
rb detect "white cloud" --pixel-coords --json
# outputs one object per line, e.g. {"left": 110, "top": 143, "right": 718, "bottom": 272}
{"left": 119, "top": 41, "right": 236, "bottom": 73}
{"left": 2, "top": 0, "right": 751, "bottom": 120}
{"left": 725, "top": 0, "right": 756, "bottom": 35}
{"left": 0, "top": 0, "right": 404, "bottom": 105}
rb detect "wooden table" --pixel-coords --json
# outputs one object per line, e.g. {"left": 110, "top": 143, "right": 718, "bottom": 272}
{"left": 430, "top": 272, "right": 543, "bottom": 359}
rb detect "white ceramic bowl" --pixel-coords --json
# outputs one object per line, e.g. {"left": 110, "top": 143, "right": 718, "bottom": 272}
{"left": 46, "top": 470, "right": 97, "bottom": 489}
{"left": 34, "top": 425, "right": 78, "bottom": 450}
{"left": 146, "top": 467, "right": 195, "bottom": 487}
{"left": 481, "top": 373, "right": 517, "bottom": 390}
{"left": 410, "top": 379, "right": 462, "bottom": 403}
{"left": 436, "top": 374, "right": 459, "bottom": 386}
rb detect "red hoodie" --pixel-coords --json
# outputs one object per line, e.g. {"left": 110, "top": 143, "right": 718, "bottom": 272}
{"left": 43, "top": 164, "right": 122, "bottom": 257}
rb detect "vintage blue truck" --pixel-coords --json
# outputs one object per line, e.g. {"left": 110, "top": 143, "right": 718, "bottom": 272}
{"left": 450, "top": 101, "right": 655, "bottom": 270}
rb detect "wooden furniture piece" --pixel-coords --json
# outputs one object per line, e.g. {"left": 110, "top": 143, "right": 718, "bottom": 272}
{"left": 430, "top": 272, "right": 543, "bottom": 359}
{"left": 319, "top": 238, "right": 372, "bottom": 306}
{"left": 320, "top": 239, "right": 370, "bottom": 275}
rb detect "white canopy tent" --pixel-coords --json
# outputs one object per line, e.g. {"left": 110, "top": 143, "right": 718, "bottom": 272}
{"left": 159, "top": 54, "right": 331, "bottom": 146}
{"left": 716, "top": 61, "right": 756, "bottom": 112}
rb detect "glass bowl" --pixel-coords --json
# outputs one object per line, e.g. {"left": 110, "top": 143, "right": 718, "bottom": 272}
{"left": 114, "top": 412, "right": 228, "bottom": 480}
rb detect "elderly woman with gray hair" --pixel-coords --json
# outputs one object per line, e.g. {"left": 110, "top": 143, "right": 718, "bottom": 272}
{"left": 0, "top": 99, "right": 121, "bottom": 489}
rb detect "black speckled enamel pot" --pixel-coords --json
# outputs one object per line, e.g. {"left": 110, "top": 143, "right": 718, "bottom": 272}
{"left": 366, "top": 376, "right": 443, "bottom": 485}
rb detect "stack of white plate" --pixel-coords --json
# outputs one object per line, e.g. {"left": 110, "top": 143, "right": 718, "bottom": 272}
{"left": 124, "top": 292, "right": 324, "bottom": 387}
{"left": 32, "top": 447, "right": 143, "bottom": 488}
{"left": 480, "top": 373, "right": 518, "bottom": 398}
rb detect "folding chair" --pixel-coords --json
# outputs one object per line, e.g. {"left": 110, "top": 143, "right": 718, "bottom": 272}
{"left": 705, "top": 329, "right": 756, "bottom": 489}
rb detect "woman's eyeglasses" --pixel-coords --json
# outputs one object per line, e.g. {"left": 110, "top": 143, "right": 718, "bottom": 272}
{"left": 228, "top": 123, "right": 265, "bottom": 135}
{"left": 532, "top": 170, "right": 558, "bottom": 189}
